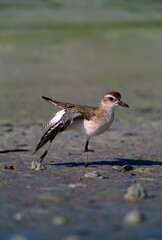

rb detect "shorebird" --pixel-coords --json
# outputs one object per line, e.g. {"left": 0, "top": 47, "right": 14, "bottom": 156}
{"left": 33, "top": 91, "right": 129, "bottom": 167}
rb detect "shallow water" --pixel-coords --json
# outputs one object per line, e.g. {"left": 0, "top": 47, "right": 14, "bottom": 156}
{"left": 1, "top": 0, "right": 162, "bottom": 125}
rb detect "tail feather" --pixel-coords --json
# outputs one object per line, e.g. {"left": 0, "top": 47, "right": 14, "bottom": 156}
{"left": 42, "top": 96, "right": 59, "bottom": 107}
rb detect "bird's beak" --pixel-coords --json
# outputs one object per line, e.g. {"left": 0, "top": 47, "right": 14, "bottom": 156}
{"left": 118, "top": 100, "right": 129, "bottom": 108}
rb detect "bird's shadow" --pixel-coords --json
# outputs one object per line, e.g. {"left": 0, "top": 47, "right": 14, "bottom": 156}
{"left": 48, "top": 158, "right": 162, "bottom": 168}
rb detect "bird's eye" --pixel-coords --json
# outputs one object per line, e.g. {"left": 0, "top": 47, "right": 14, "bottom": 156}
{"left": 108, "top": 97, "right": 114, "bottom": 101}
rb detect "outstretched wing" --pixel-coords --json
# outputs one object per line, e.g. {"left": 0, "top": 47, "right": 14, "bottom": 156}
{"left": 42, "top": 96, "right": 76, "bottom": 109}
{"left": 42, "top": 95, "right": 97, "bottom": 120}
{"left": 34, "top": 110, "right": 83, "bottom": 154}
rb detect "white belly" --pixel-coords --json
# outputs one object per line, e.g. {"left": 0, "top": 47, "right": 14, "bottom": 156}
{"left": 69, "top": 115, "right": 114, "bottom": 137}
{"left": 83, "top": 118, "right": 113, "bottom": 137}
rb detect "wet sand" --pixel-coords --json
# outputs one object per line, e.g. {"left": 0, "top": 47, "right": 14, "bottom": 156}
{"left": 0, "top": 116, "right": 162, "bottom": 239}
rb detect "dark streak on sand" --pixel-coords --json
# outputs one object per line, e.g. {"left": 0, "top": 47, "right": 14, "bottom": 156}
{"left": 0, "top": 149, "right": 29, "bottom": 154}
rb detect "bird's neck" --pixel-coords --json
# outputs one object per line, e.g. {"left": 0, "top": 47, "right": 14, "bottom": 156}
{"left": 96, "top": 105, "right": 115, "bottom": 120}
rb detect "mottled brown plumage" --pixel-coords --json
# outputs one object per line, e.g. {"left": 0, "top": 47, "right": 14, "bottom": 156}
{"left": 34, "top": 92, "right": 129, "bottom": 167}
{"left": 42, "top": 96, "right": 96, "bottom": 120}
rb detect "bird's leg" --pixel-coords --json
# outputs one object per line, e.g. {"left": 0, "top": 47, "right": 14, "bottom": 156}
{"left": 83, "top": 138, "right": 89, "bottom": 167}
{"left": 84, "top": 138, "right": 94, "bottom": 152}
{"left": 84, "top": 138, "right": 89, "bottom": 152}
{"left": 84, "top": 150, "right": 89, "bottom": 168}
{"left": 84, "top": 156, "right": 89, "bottom": 168}
{"left": 39, "top": 141, "right": 52, "bottom": 163}
{"left": 84, "top": 138, "right": 95, "bottom": 168}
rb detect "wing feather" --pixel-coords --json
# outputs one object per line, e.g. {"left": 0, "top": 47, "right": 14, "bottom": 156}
{"left": 42, "top": 95, "right": 97, "bottom": 120}
{"left": 34, "top": 110, "right": 82, "bottom": 154}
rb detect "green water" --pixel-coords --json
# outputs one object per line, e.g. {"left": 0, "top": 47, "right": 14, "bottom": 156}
{"left": 0, "top": 0, "right": 162, "bottom": 125}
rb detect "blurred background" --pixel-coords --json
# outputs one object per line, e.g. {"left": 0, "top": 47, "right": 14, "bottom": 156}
{"left": 0, "top": 0, "right": 162, "bottom": 126}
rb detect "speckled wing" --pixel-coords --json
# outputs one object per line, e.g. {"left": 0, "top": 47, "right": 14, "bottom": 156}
{"left": 42, "top": 96, "right": 96, "bottom": 120}
{"left": 34, "top": 110, "right": 83, "bottom": 154}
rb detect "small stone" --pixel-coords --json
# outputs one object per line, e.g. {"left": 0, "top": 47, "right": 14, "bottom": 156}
{"left": 38, "top": 192, "right": 55, "bottom": 202}
{"left": 112, "top": 166, "right": 123, "bottom": 171}
{"left": 13, "top": 212, "right": 24, "bottom": 221}
{"left": 64, "top": 235, "right": 80, "bottom": 240}
{"left": 123, "top": 165, "right": 134, "bottom": 171}
{"left": 124, "top": 183, "right": 148, "bottom": 201}
{"left": 84, "top": 171, "right": 101, "bottom": 178}
{"left": 4, "top": 165, "right": 15, "bottom": 170}
{"left": 31, "top": 161, "right": 46, "bottom": 170}
{"left": 68, "top": 183, "right": 86, "bottom": 188}
{"left": 123, "top": 209, "right": 146, "bottom": 225}
{"left": 52, "top": 215, "right": 67, "bottom": 226}
{"left": 112, "top": 165, "right": 134, "bottom": 172}
{"left": 10, "top": 234, "right": 27, "bottom": 240}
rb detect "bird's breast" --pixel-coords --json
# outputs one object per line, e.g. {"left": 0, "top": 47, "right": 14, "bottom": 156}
{"left": 84, "top": 108, "right": 115, "bottom": 136}
{"left": 68, "top": 108, "right": 114, "bottom": 137}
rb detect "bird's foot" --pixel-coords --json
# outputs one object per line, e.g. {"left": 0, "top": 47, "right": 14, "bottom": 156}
{"left": 31, "top": 161, "right": 46, "bottom": 171}
{"left": 84, "top": 149, "right": 94, "bottom": 153}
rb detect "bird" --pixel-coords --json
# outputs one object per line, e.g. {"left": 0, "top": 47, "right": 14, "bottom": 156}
{"left": 33, "top": 91, "right": 129, "bottom": 167}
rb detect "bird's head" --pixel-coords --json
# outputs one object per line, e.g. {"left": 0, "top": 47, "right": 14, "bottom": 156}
{"left": 101, "top": 91, "right": 129, "bottom": 109}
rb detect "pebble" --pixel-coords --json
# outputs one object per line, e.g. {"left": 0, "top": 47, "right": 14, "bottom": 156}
{"left": 112, "top": 166, "right": 122, "bottom": 171}
{"left": 123, "top": 209, "right": 146, "bottom": 225}
{"left": 10, "top": 234, "right": 27, "bottom": 240}
{"left": 84, "top": 170, "right": 109, "bottom": 179}
{"left": 68, "top": 183, "right": 86, "bottom": 188}
{"left": 4, "top": 165, "right": 15, "bottom": 170}
{"left": 84, "top": 171, "right": 102, "bottom": 178}
{"left": 63, "top": 235, "right": 80, "bottom": 240}
{"left": 124, "top": 183, "right": 148, "bottom": 201}
{"left": 13, "top": 212, "right": 24, "bottom": 221}
{"left": 52, "top": 215, "right": 67, "bottom": 226}
{"left": 38, "top": 192, "right": 56, "bottom": 202}
{"left": 112, "top": 165, "right": 134, "bottom": 172}
{"left": 31, "top": 161, "right": 46, "bottom": 170}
